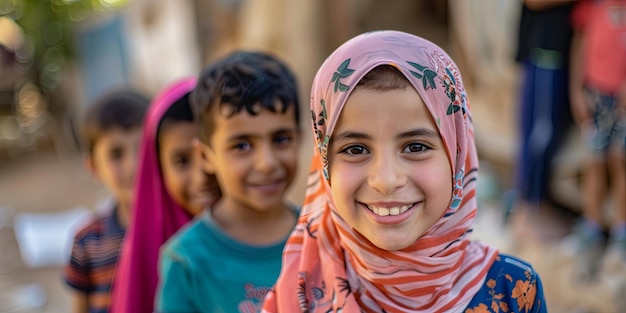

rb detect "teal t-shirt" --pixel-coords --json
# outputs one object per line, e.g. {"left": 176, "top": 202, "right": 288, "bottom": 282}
{"left": 156, "top": 209, "right": 296, "bottom": 313}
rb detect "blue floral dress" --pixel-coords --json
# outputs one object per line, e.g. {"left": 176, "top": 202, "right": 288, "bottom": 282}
{"left": 465, "top": 254, "right": 546, "bottom": 313}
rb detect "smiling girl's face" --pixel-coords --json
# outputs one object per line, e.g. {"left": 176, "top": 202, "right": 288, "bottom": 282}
{"left": 328, "top": 84, "right": 452, "bottom": 251}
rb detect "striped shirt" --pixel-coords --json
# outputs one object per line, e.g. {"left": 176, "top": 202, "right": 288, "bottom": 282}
{"left": 63, "top": 205, "right": 125, "bottom": 313}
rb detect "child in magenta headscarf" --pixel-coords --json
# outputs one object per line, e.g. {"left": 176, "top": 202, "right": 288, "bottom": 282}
{"left": 262, "top": 30, "right": 547, "bottom": 313}
{"left": 110, "top": 77, "right": 216, "bottom": 313}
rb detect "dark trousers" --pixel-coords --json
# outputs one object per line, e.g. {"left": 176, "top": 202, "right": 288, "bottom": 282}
{"left": 515, "top": 61, "right": 573, "bottom": 204}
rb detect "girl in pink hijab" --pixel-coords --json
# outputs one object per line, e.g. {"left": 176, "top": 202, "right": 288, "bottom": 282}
{"left": 263, "top": 30, "right": 546, "bottom": 312}
{"left": 110, "top": 77, "right": 215, "bottom": 313}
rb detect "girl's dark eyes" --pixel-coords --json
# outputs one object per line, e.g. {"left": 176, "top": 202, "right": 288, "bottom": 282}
{"left": 340, "top": 145, "right": 369, "bottom": 155}
{"left": 338, "top": 142, "right": 429, "bottom": 155}
{"left": 404, "top": 142, "right": 428, "bottom": 153}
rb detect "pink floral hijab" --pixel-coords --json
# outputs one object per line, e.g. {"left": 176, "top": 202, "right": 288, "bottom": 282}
{"left": 110, "top": 78, "right": 197, "bottom": 313}
{"left": 263, "top": 31, "right": 498, "bottom": 312}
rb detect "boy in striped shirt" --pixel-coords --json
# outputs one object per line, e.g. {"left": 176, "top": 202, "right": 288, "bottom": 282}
{"left": 63, "top": 89, "right": 149, "bottom": 313}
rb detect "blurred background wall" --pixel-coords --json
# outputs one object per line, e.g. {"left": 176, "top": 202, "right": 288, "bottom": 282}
{"left": 1, "top": 0, "right": 535, "bottom": 178}
{"left": 2, "top": 0, "right": 471, "bottom": 208}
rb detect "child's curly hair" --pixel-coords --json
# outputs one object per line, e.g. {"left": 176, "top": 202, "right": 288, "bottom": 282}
{"left": 191, "top": 51, "right": 300, "bottom": 144}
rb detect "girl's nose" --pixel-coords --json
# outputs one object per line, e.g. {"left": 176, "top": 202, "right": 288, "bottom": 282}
{"left": 367, "top": 153, "right": 407, "bottom": 195}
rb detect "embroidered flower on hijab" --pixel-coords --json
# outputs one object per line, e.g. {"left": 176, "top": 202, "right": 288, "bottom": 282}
{"left": 450, "top": 168, "right": 465, "bottom": 209}
{"left": 406, "top": 56, "right": 465, "bottom": 116}
{"left": 311, "top": 102, "right": 326, "bottom": 146}
{"left": 296, "top": 272, "right": 309, "bottom": 311}
{"left": 407, "top": 61, "right": 437, "bottom": 90}
{"left": 332, "top": 59, "right": 355, "bottom": 92}
{"left": 442, "top": 72, "right": 462, "bottom": 115}
{"left": 427, "top": 49, "right": 468, "bottom": 116}
{"left": 311, "top": 99, "right": 330, "bottom": 180}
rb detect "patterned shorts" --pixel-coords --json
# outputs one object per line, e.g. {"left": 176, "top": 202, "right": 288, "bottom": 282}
{"left": 583, "top": 88, "right": 626, "bottom": 154}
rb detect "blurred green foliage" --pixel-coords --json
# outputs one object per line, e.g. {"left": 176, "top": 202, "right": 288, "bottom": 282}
{"left": 0, "top": 0, "right": 126, "bottom": 91}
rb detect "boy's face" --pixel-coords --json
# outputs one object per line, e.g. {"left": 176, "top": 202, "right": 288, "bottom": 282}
{"left": 199, "top": 105, "right": 299, "bottom": 214}
{"left": 328, "top": 86, "right": 452, "bottom": 251}
{"left": 88, "top": 127, "right": 142, "bottom": 209}
{"left": 159, "top": 122, "right": 212, "bottom": 216}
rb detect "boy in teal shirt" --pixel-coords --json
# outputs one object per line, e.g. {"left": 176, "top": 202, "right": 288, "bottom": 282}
{"left": 156, "top": 51, "right": 301, "bottom": 313}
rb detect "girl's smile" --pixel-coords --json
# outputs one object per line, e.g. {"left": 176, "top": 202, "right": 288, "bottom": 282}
{"left": 360, "top": 202, "right": 419, "bottom": 225}
{"left": 364, "top": 202, "right": 416, "bottom": 216}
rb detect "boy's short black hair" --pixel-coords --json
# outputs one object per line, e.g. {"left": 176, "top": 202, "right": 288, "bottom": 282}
{"left": 191, "top": 51, "right": 300, "bottom": 143}
{"left": 81, "top": 88, "right": 150, "bottom": 154}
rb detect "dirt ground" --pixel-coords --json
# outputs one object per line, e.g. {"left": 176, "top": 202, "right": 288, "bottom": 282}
{"left": 0, "top": 151, "right": 100, "bottom": 312}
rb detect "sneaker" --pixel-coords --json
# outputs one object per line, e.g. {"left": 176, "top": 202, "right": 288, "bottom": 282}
{"left": 558, "top": 220, "right": 605, "bottom": 282}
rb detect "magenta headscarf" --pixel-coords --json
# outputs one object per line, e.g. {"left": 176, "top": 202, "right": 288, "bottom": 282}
{"left": 110, "top": 77, "right": 197, "bottom": 313}
{"left": 263, "top": 31, "right": 498, "bottom": 312}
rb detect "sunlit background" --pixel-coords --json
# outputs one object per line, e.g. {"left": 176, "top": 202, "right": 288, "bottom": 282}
{"left": 0, "top": 1, "right": 620, "bottom": 312}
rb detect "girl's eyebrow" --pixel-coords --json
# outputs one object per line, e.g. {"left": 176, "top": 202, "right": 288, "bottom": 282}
{"left": 398, "top": 128, "right": 440, "bottom": 139}
{"left": 333, "top": 128, "right": 440, "bottom": 143}
{"left": 333, "top": 131, "right": 369, "bottom": 141}
{"left": 330, "top": 131, "right": 368, "bottom": 146}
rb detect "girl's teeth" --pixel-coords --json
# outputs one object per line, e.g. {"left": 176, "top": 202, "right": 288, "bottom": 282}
{"left": 366, "top": 204, "right": 411, "bottom": 216}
